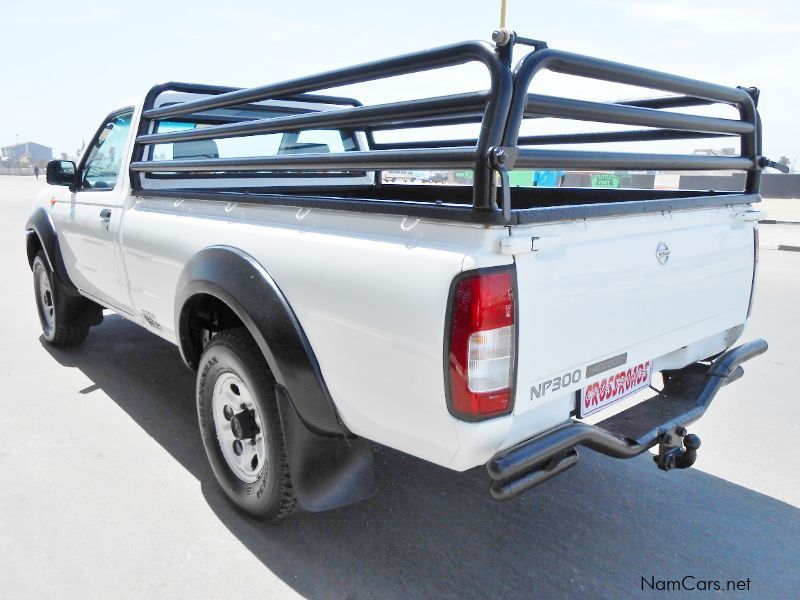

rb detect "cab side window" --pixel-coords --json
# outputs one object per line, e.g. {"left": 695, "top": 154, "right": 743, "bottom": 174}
{"left": 82, "top": 111, "right": 133, "bottom": 190}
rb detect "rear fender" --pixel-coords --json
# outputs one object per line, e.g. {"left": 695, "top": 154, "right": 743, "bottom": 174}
{"left": 175, "top": 245, "right": 376, "bottom": 511}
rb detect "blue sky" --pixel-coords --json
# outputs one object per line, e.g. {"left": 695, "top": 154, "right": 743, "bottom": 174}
{"left": 1, "top": 0, "right": 797, "bottom": 163}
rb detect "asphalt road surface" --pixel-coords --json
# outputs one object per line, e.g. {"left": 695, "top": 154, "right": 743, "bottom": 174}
{"left": 1, "top": 176, "right": 798, "bottom": 599}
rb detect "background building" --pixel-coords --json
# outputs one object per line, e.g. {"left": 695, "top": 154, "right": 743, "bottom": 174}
{"left": 0, "top": 142, "right": 53, "bottom": 167}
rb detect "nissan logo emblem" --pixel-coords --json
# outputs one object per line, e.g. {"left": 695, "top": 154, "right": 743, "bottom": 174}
{"left": 656, "top": 242, "right": 670, "bottom": 265}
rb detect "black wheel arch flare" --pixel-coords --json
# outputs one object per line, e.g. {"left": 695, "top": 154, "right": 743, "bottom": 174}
{"left": 25, "top": 207, "right": 81, "bottom": 296}
{"left": 175, "top": 246, "right": 376, "bottom": 511}
{"left": 175, "top": 245, "right": 344, "bottom": 438}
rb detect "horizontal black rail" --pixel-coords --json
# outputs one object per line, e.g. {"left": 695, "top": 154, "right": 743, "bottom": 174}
{"left": 141, "top": 41, "right": 506, "bottom": 121}
{"left": 616, "top": 95, "right": 716, "bottom": 110}
{"left": 370, "top": 138, "right": 481, "bottom": 150}
{"left": 145, "top": 81, "right": 365, "bottom": 109}
{"left": 516, "top": 129, "right": 728, "bottom": 146}
{"left": 523, "top": 94, "right": 753, "bottom": 135}
{"left": 137, "top": 93, "right": 489, "bottom": 146}
{"left": 155, "top": 111, "right": 485, "bottom": 134}
{"left": 516, "top": 93, "right": 719, "bottom": 119}
{"left": 513, "top": 49, "right": 754, "bottom": 108}
{"left": 366, "top": 113, "right": 486, "bottom": 131}
{"left": 525, "top": 94, "right": 718, "bottom": 119}
{"left": 371, "top": 128, "right": 728, "bottom": 150}
{"left": 131, "top": 148, "right": 478, "bottom": 173}
{"left": 513, "top": 148, "right": 755, "bottom": 171}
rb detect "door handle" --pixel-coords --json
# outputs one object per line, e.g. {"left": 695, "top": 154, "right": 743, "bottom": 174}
{"left": 100, "top": 208, "right": 112, "bottom": 222}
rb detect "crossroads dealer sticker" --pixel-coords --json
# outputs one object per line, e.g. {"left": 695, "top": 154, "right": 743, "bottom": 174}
{"left": 579, "top": 360, "right": 652, "bottom": 418}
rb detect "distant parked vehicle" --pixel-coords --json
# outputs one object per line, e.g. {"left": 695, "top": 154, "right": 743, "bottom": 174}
{"left": 383, "top": 171, "right": 417, "bottom": 183}
{"left": 422, "top": 172, "right": 449, "bottom": 183}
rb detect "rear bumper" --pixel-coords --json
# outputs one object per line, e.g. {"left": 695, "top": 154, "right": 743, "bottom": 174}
{"left": 486, "top": 338, "right": 768, "bottom": 500}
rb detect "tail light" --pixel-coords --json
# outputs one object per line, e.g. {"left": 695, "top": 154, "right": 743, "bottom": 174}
{"left": 447, "top": 267, "right": 516, "bottom": 421}
{"left": 747, "top": 226, "right": 759, "bottom": 318}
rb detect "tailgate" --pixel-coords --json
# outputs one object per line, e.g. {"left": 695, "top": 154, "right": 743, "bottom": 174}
{"left": 513, "top": 205, "right": 755, "bottom": 416}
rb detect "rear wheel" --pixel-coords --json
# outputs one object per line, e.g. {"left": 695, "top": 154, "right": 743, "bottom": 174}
{"left": 196, "top": 328, "right": 296, "bottom": 521}
{"left": 32, "top": 251, "right": 91, "bottom": 346}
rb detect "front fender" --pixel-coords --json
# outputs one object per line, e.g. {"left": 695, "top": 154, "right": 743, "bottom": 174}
{"left": 25, "top": 207, "right": 80, "bottom": 296}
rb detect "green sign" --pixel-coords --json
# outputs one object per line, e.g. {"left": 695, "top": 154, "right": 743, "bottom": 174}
{"left": 591, "top": 173, "right": 621, "bottom": 188}
{"left": 509, "top": 170, "right": 534, "bottom": 187}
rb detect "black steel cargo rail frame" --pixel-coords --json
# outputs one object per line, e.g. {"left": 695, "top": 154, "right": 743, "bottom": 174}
{"left": 129, "top": 31, "right": 764, "bottom": 222}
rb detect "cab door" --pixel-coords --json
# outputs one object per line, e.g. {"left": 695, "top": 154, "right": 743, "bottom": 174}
{"left": 56, "top": 109, "right": 135, "bottom": 314}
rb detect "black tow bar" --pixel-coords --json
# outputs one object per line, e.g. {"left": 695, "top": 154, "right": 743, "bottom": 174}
{"left": 487, "top": 339, "right": 768, "bottom": 500}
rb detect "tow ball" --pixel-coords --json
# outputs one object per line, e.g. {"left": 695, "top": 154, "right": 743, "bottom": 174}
{"left": 653, "top": 427, "right": 701, "bottom": 471}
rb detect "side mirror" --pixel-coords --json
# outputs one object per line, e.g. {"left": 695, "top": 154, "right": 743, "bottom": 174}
{"left": 46, "top": 160, "right": 78, "bottom": 188}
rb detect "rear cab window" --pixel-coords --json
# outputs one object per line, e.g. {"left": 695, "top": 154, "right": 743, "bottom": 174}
{"left": 150, "top": 110, "right": 356, "bottom": 162}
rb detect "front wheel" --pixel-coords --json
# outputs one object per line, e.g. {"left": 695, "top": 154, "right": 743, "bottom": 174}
{"left": 32, "top": 251, "right": 91, "bottom": 346}
{"left": 196, "top": 328, "right": 296, "bottom": 521}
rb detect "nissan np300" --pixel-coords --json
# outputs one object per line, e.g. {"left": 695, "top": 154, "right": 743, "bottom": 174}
{"left": 26, "top": 31, "right": 777, "bottom": 521}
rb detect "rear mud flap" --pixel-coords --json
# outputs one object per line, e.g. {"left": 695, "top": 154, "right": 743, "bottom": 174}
{"left": 276, "top": 386, "right": 376, "bottom": 512}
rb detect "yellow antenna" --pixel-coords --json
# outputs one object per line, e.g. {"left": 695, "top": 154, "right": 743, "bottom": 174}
{"left": 500, "top": 0, "right": 507, "bottom": 28}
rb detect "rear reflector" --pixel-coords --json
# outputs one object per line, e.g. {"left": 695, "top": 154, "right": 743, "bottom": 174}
{"left": 448, "top": 268, "right": 515, "bottom": 420}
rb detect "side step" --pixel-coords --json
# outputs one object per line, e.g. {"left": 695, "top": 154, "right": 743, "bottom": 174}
{"left": 486, "top": 339, "right": 768, "bottom": 500}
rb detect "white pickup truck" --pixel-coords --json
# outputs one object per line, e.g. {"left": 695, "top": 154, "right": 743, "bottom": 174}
{"left": 26, "top": 31, "right": 775, "bottom": 521}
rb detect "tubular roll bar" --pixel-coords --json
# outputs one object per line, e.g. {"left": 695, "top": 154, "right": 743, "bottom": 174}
{"left": 130, "top": 32, "right": 764, "bottom": 219}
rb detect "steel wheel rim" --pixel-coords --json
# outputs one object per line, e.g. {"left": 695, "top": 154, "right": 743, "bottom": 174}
{"left": 35, "top": 262, "right": 55, "bottom": 333}
{"left": 212, "top": 372, "right": 266, "bottom": 483}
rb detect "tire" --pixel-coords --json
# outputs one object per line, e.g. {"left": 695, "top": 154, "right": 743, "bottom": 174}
{"left": 32, "top": 251, "right": 91, "bottom": 347}
{"left": 196, "top": 327, "right": 296, "bottom": 521}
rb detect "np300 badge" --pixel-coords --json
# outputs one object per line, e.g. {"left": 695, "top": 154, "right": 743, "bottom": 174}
{"left": 531, "top": 369, "right": 582, "bottom": 399}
